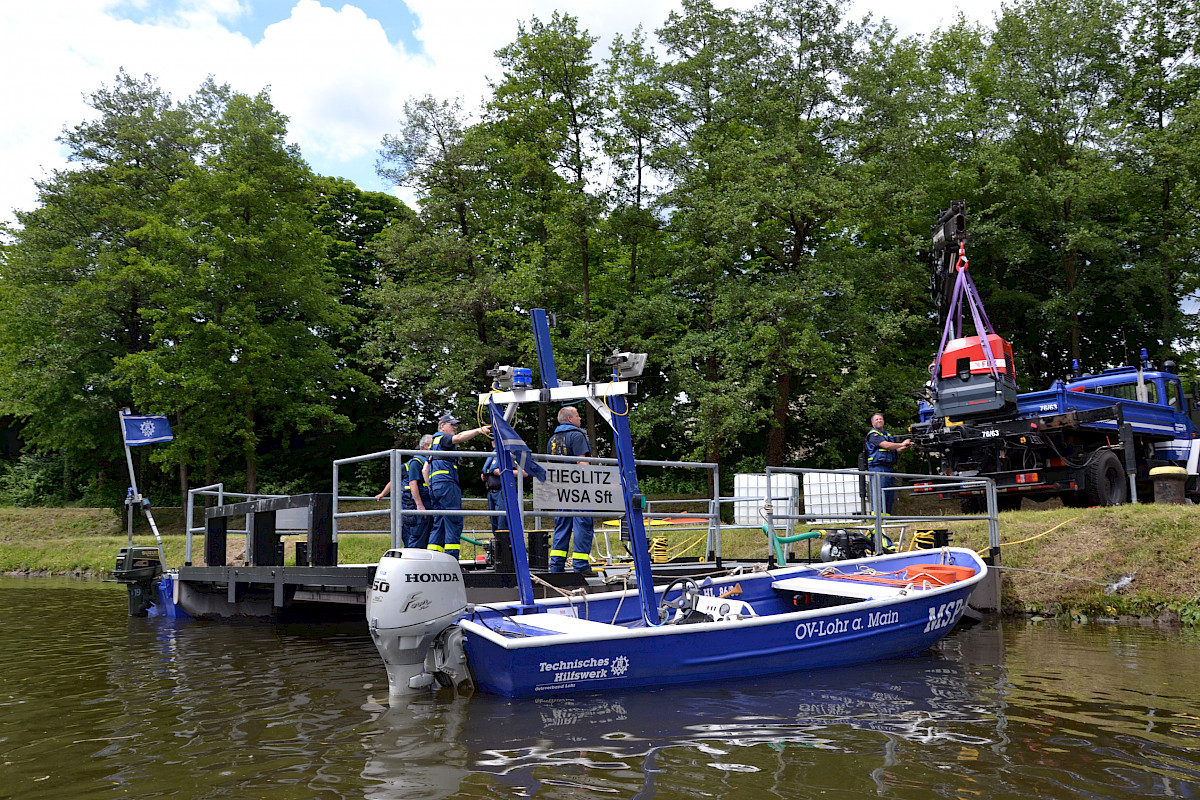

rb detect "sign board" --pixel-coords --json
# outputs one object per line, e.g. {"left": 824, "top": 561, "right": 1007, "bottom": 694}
{"left": 533, "top": 464, "right": 625, "bottom": 512}
{"left": 275, "top": 507, "right": 311, "bottom": 531}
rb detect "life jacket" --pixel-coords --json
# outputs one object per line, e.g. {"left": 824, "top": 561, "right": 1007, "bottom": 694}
{"left": 403, "top": 455, "right": 428, "bottom": 496}
{"left": 866, "top": 428, "right": 896, "bottom": 466}
{"left": 548, "top": 423, "right": 588, "bottom": 457}
{"left": 428, "top": 432, "right": 459, "bottom": 484}
{"left": 482, "top": 456, "right": 502, "bottom": 491}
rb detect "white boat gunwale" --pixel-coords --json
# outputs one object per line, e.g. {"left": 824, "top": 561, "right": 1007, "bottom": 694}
{"left": 458, "top": 548, "right": 986, "bottom": 649}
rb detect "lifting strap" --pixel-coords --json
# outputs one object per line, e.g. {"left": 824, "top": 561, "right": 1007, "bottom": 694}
{"left": 930, "top": 240, "right": 1004, "bottom": 383}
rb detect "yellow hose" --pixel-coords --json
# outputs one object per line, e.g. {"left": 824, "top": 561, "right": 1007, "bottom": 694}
{"left": 976, "top": 515, "right": 1080, "bottom": 555}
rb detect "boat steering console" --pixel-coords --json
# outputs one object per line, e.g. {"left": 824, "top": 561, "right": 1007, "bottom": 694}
{"left": 657, "top": 577, "right": 758, "bottom": 625}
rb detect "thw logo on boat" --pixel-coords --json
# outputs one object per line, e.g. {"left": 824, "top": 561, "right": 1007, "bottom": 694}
{"left": 924, "top": 599, "right": 965, "bottom": 632}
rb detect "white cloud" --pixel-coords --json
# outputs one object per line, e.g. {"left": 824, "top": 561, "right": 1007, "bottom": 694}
{"left": 251, "top": 1, "right": 417, "bottom": 162}
{"left": 0, "top": 0, "right": 1004, "bottom": 225}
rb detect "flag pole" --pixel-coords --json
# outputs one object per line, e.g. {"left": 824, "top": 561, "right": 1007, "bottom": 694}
{"left": 119, "top": 408, "right": 167, "bottom": 567}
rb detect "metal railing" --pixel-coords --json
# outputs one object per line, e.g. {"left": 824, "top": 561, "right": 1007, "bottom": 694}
{"left": 762, "top": 466, "right": 1000, "bottom": 564}
{"left": 331, "top": 449, "right": 728, "bottom": 564}
{"left": 184, "top": 483, "right": 300, "bottom": 565}
{"left": 185, "top": 459, "right": 1000, "bottom": 569}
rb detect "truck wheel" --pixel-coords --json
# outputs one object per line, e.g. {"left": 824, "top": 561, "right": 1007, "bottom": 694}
{"left": 1084, "top": 451, "right": 1128, "bottom": 506}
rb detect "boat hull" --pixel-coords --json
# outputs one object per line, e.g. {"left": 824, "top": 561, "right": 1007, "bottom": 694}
{"left": 460, "top": 549, "right": 985, "bottom": 698}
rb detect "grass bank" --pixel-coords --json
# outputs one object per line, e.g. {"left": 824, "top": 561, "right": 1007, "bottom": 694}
{"left": 2, "top": 501, "right": 1197, "bottom": 623}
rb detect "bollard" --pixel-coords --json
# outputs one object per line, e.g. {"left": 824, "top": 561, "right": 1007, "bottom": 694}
{"left": 1149, "top": 466, "right": 1187, "bottom": 504}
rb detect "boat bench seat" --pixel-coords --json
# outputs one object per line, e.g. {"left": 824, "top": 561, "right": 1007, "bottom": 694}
{"left": 770, "top": 575, "right": 912, "bottom": 600}
{"left": 516, "top": 612, "right": 619, "bottom": 635}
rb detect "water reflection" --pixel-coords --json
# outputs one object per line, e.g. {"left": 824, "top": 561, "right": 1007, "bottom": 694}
{"left": 358, "top": 622, "right": 1200, "bottom": 800}
{"left": 363, "top": 636, "right": 1008, "bottom": 798}
{"left": 3, "top": 578, "right": 1200, "bottom": 800}
{"left": 362, "top": 698, "right": 472, "bottom": 800}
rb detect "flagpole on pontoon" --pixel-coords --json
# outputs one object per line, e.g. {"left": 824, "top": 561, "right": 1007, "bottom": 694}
{"left": 118, "top": 408, "right": 167, "bottom": 566}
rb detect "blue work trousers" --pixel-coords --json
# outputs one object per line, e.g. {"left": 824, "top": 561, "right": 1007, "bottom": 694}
{"left": 550, "top": 514, "right": 595, "bottom": 573}
{"left": 401, "top": 491, "right": 433, "bottom": 549}
{"left": 868, "top": 465, "right": 896, "bottom": 515}
{"left": 429, "top": 481, "right": 463, "bottom": 557}
{"left": 487, "top": 490, "right": 503, "bottom": 536}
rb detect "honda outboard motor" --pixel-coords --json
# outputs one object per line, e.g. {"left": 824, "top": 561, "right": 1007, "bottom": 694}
{"left": 367, "top": 549, "right": 471, "bottom": 700}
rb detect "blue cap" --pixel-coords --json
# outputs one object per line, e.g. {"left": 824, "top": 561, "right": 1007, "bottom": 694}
{"left": 439, "top": 413, "right": 460, "bottom": 425}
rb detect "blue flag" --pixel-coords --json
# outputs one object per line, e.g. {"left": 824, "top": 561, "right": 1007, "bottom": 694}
{"left": 122, "top": 415, "right": 174, "bottom": 446}
{"left": 488, "top": 401, "right": 546, "bottom": 481}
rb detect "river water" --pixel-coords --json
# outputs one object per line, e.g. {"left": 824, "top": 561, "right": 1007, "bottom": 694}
{"left": 2, "top": 576, "right": 1198, "bottom": 800}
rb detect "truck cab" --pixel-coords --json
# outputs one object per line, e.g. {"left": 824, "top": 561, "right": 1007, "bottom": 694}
{"left": 1065, "top": 366, "right": 1200, "bottom": 465}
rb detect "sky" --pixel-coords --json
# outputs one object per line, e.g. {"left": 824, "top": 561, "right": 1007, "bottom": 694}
{"left": 0, "top": 0, "right": 1007, "bottom": 226}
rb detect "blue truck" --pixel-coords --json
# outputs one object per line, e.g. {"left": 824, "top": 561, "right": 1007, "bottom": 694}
{"left": 911, "top": 360, "right": 1200, "bottom": 510}
{"left": 912, "top": 203, "right": 1200, "bottom": 510}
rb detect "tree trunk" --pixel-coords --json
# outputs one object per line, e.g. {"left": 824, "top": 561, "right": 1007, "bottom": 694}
{"left": 1062, "top": 199, "right": 1081, "bottom": 364}
{"left": 629, "top": 144, "right": 643, "bottom": 294}
{"left": 244, "top": 400, "right": 257, "bottom": 494}
{"left": 538, "top": 402, "right": 548, "bottom": 452}
{"left": 203, "top": 443, "right": 216, "bottom": 507}
{"left": 705, "top": 441, "right": 721, "bottom": 501}
{"left": 765, "top": 371, "right": 793, "bottom": 466}
{"left": 1064, "top": 248, "right": 1081, "bottom": 363}
{"left": 246, "top": 452, "right": 257, "bottom": 494}
{"left": 177, "top": 411, "right": 188, "bottom": 509}
{"left": 179, "top": 461, "right": 188, "bottom": 512}
{"left": 584, "top": 403, "right": 598, "bottom": 459}
{"left": 1160, "top": 175, "right": 1175, "bottom": 341}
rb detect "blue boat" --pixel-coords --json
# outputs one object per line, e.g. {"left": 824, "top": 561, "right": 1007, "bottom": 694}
{"left": 366, "top": 308, "right": 988, "bottom": 700}
{"left": 369, "top": 546, "right": 985, "bottom": 699}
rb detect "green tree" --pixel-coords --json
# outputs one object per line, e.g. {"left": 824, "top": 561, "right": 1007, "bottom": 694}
{"left": 0, "top": 71, "right": 196, "bottom": 503}
{"left": 653, "top": 0, "right": 757, "bottom": 476}
{"left": 116, "top": 81, "right": 358, "bottom": 493}
{"left": 600, "top": 27, "right": 670, "bottom": 296}
{"left": 488, "top": 13, "right": 609, "bottom": 444}
{"left": 842, "top": 21, "right": 973, "bottom": 437}
{"left": 371, "top": 97, "right": 521, "bottom": 444}
{"left": 1114, "top": 0, "right": 1200, "bottom": 363}
{"left": 653, "top": 0, "right": 895, "bottom": 471}
{"left": 983, "top": 0, "right": 1132, "bottom": 375}
{"left": 299, "top": 176, "right": 412, "bottom": 483}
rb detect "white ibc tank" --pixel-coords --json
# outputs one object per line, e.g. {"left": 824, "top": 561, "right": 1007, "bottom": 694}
{"left": 733, "top": 473, "right": 799, "bottom": 526}
{"left": 802, "top": 469, "right": 866, "bottom": 519}
{"left": 367, "top": 548, "right": 469, "bottom": 699}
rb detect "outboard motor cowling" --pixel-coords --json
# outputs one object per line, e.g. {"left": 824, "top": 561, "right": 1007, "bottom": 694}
{"left": 367, "top": 548, "right": 469, "bottom": 700}
{"left": 113, "top": 546, "right": 164, "bottom": 616}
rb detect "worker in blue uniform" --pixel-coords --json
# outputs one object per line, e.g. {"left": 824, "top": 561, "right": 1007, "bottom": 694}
{"left": 548, "top": 406, "right": 594, "bottom": 574}
{"left": 865, "top": 412, "right": 912, "bottom": 515}
{"left": 375, "top": 434, "right": 434, "bottom": 548}
{"left": 427, "top": 414, "right": 491, "bottom": 559}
